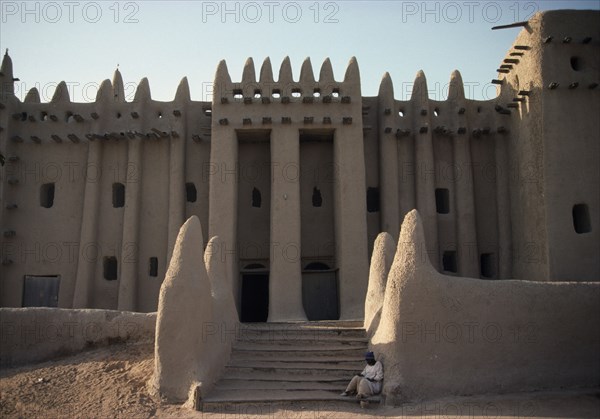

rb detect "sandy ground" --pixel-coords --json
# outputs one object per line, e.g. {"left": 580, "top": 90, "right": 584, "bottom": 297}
{"left": 1, "top": 342, "right": 598, "bottom": 419}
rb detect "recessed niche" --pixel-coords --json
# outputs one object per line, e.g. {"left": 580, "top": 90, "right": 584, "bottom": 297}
{"left": 252, "top": 187, "right": 262, "bottom": 208}
{"left": 312, "top": 187, "right": 323, "bottom": 207}
{"left": 112, "top": 183, "right": 125, "bottom": 208}
{"left": 103, "top": 257, "right": 118, "bottom": 280}
{"left": 185, "top": 182, "right": 197, "bottom": 203}
{"left": 442, "top": 251, "right": 457, "bottom": 273}
{"left": 366, "top": 187, "right": 380, "bottom": 213}
{"left": 570, "top": 56, "right": 582, "bottom": 71}
{"left": 435, "top": 188, "right": 450, "bottom": 214}
{"left": 573, "top": 203, "right": 591, "bottom": 233}
{"left": 480, "top": 253, "right": 495, "bottom": 278}
{"left": 149, "top": 257, "right": 158, "bottom": 277}
{"left": 40, "top": 183, "right": 55, "bottom": 208}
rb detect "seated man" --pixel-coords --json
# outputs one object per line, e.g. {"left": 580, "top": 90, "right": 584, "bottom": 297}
{"left": 340, "top": 351, "right": 383, "bottom": 399}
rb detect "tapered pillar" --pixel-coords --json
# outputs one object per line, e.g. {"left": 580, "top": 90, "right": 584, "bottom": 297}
{"left": 411, "top": 71, "right": 439, "bottom": 269}
{"left": 207, "top": 128, "right": 238, "bottom": 305}
{"left": 118, "top": 137, "right": 142, "bottom": 311}
{"left": 378, "top": 73, "right": 400, "bottom": 239}
{"left": 268, "top": 126, "right": 306, "bottom": 321}
{"left": 166, "top": 135, "right": 186, "bottom": 264}
{"left": 495, "top": 136, "right": 512, "bottom": 278}
{"left": 449, "top": 71, "right": 479, "bottom": 277}
{"left": 72, "top": 140, "right": 102, "bottom": 307}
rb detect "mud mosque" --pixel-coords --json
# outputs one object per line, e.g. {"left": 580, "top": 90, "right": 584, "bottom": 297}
{"left": 0, "top": 10, "right": 598, "bottom": 323}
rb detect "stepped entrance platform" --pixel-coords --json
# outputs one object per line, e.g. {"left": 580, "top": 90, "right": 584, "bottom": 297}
{"left": 200, "top": 321, "right": 381, "bottom": 411}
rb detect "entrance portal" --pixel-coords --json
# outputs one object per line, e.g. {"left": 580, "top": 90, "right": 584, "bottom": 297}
{"left": 302, "top": 263, "right": 339, "bottom": 320}
{"left": 240, "top": 267, "right": 269, "bottom": 322}
{"left": 22, "top": 275, "right": 60, "bottom": 307}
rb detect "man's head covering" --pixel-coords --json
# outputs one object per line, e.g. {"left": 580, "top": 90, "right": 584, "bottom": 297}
{"left": 365, "top": 351, "right": 375, "bottom": 360}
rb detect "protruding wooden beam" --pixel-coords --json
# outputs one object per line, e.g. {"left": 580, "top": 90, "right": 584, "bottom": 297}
{"left": 492, "top": 21, "right": 528, "bottom": 30}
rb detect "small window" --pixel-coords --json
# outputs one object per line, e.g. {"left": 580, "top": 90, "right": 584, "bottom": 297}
{"left": 313, "top": 89, "right": 321, "bottom": 97}
{"left": 435, "top": 188, "right": 450, "bottom": 214}
{"left": 186, "top": 182, "right": 197, "bottom": 203}
{"left": 233, "top": 89, "right": 243, "bottom": 99}
{"left": 149, "top": 257, "right": 158, "bottom": 277}
{"left": 103, "top": 257, "right": 118, "bottom": 280}
{"left": 272, "top": 89, "right": 281, "bottom": 98}
{"left": 573, "top": 204, "right": 591, "bottom": 234}
{"left": 332, "top": 88, "right": 340, "bottom": 98}
{"left": 112, "top": 183, "right": 125, "bottom": 208}
{"left": 433, "top": 108, "right": 440, "bottom": 117}
{"left": 254, "top": 90, "right": 262, "bottom": 99}
{"left": 157, "top": 112, "right": 163, "bottom": 119}
{"left": 41, "top": 112, "right": 48, "bottom": 121}
{"left": 40, "top": 183, "right": 55, "bottom": 208}
{"left": 480, "top": 253, "right": 495, "bottom": 278}
{"left": 398, "top": 110, "right": 405, "bottom": 117}
{"left": 291, "top": 88, "right": 302, "bottom": 98}
{"left": 442, "top": 251, "right": 457, "bottom": 273}
{"left": 366, "top": 187, "right": 380, "bottom": 213}
{"left": 252, "top": 187, "right": 261, "bottom": 208}
{"left": 312, "top": 187, "right": 322, "bottom": 207}
{"left": 570, "top": 56, "right": 581, "bottom": 71}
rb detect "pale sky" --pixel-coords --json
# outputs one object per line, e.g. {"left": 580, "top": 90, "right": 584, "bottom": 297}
{"left": 1, "top": 0, "right": 598, "bottom": 102}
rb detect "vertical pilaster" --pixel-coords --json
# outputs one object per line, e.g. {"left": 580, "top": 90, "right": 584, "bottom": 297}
{"left": 166, "top": 135, "right": 185, "bottom": 264}
{"left": 72, "top": 139, "right": 102, "bottom": 307}
{"left": 411, "top": 71, "right": 440, "bottom": 269}
{"left": 208, "top": 128, "right": 238, "bottom": 304}
{"left": 378, "top": 73, "right": 400, "bottom": 238}
{"left": 337, "top": 58, "right": 369, "bottom": 320}
{"left": 268, "top": 126, "right": 306, "bottom": 321}
{"left": 117, "top": 137, "right": 142, "bottom": 311}
{"left": 450, "top": 71, "right": 479, "bottom": 277}
{"left": 495, "top": 136, "right": 512, "bottom": 278}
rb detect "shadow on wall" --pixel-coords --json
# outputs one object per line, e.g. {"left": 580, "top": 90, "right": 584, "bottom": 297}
{"left": 365, "top": 210, "right": 600, "bottom": 405}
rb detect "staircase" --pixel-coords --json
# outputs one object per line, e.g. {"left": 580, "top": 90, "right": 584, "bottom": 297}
{"left": 201, "top": 321, "right": 380, "bottom": 411}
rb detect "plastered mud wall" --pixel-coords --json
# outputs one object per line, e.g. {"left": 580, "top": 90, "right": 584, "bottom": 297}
{"left": 368, "top": 210, "right": 600, "bottom": 404}
{"left": 0, "top": 308, "right": 156, "bottom": 367}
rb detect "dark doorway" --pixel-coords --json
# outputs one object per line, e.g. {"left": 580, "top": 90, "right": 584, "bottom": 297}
{"left": 22, "top": 275, "right": 60, "bottom": 307}
{"left": 240, "top": 272, "right": 269, "bottom": 322}
{"left": 302, "top": 263, "right": 339, "bottom": 321}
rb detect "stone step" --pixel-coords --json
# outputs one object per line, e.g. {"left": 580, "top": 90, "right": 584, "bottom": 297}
{"left": 215, "top": 379, "right": 347, "bottom": 391}
{"left": 220, "top": 371, "right": 355, "bottom": 382}
{"left": 230, "top": 352, "right": 366, "bottom": 362}
{"left": 201, "top": 388, "right": 381, "bottom": 406}
{"left": 227, "top": 359, "right": 363, "bottom": 370}
{"left": 232, "top": 340, "right": 368, "bottom": 350}
{"left": 224, "top": 365, "right": 360, "bottom": 379}
{"left": 202, "top": 322, "right": 371, "bottom": 412}
{"left": 234, "top": 323, "right": 367, "bottom": 342}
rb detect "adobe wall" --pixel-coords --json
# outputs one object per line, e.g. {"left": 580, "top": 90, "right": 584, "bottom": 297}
{"left": 0, "top": 307, "right": 156, "bottom": 367}
{"left": 369, "top": 210, "right": 600, "bottom": 404}
{"left": 0, "top": 59, "right": 212, "bottom": 311}
{"left": 538, "top": 11, "right": 600, "bottom": 281}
